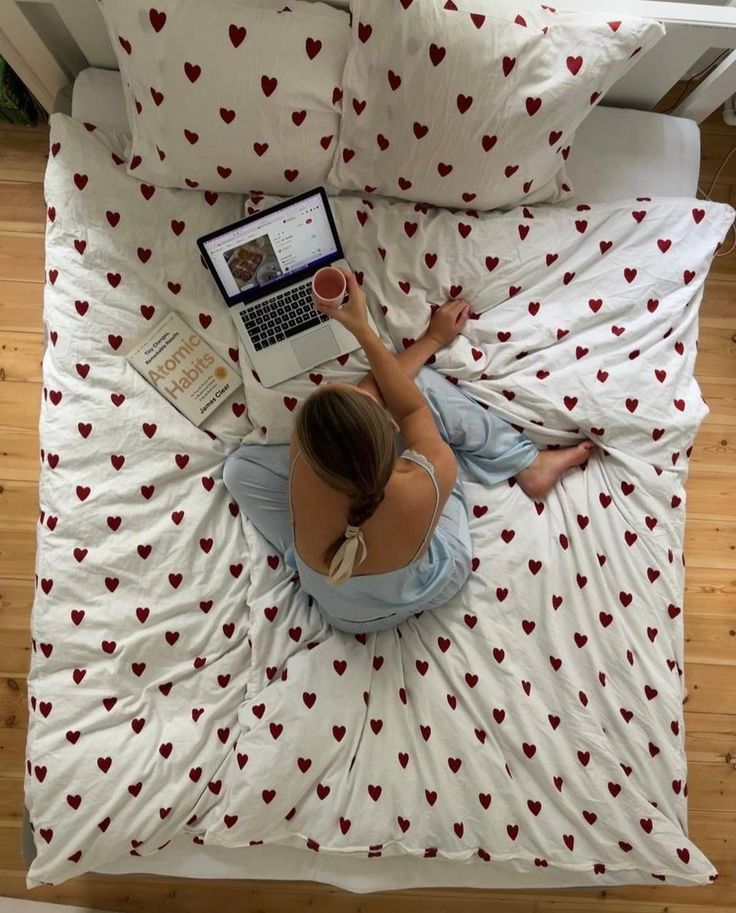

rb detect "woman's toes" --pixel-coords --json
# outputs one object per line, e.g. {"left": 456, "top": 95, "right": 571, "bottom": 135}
{"left": 567, "top": 441, "right": 594, "bottom": 467}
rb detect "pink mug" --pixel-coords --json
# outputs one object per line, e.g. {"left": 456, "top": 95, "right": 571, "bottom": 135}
{"left": 311, "top": 266, "right": 347, "bottom": 309}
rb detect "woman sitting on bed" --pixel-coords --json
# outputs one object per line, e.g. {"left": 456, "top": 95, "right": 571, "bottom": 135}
{"left": 223, "top": 269, "right": 594, "bottom": 635}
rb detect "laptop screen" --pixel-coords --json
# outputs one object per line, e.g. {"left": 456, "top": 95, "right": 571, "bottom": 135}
{"left": 201, "top": 191, "right": 339, "bottom": 303}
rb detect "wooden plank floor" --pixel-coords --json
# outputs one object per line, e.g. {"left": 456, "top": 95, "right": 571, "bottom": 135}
{"left": 0, "top": 100, "right": 734, "bottom": 912}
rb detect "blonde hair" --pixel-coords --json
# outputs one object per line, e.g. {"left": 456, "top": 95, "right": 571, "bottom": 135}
{"left": 295, "top": 386, "right": 396, "bottom": 571}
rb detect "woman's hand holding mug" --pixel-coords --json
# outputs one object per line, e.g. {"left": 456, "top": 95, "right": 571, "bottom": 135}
{"left": 313, "top": 268, "right": 370, "bottom": 339}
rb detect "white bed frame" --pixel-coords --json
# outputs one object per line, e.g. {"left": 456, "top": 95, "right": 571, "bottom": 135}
{"left": 2, "top": 0, "right": 736, "bottom": 122}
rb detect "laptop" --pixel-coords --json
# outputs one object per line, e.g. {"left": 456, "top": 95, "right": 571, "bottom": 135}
{"left": 197, "top": 187, "right": 364, "bottom": 388}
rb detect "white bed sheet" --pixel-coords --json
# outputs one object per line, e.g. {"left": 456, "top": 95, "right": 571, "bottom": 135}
{"left": 70, "top": 67, "right": 701, "bottom": 202}
{"left": 94, "top": 838, "right": 676, "bottom": 891}
{"left": 64, "top": 66, "right": 704, "bottom": 892}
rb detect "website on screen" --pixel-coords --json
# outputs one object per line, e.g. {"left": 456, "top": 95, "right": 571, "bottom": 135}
{"left": 204, "top": 194, "right": 337, "bottom": 298}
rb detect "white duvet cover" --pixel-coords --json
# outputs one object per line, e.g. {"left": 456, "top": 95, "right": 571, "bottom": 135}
{"left": 26, "top": 113, "right": 732, "bottom": 888}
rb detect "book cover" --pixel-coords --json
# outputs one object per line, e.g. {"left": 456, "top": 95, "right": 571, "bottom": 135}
{"left": 126, "top": 311, "right": 241, "bottom": 426}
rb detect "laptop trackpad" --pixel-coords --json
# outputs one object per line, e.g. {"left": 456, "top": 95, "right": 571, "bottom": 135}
{"left": 291, "top": 328, "right": 339, "bottom": 369}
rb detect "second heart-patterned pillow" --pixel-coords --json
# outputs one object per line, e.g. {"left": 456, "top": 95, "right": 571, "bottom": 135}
{"left": 328, "top": 0, "right": 665, "bottom": 210}
{"left": 98, "top": 0, "right": 350, "bottom": 195}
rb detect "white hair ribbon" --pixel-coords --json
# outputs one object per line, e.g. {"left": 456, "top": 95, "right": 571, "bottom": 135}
{"left": 327, "top": 524, "right": 368, "bottom": 586}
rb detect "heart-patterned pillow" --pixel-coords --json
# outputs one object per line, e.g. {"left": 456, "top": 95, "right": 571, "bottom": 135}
{"left": 328, "top": 0, "right": 665, "bottom": 210}
{"left": 98, "top": 0, "right": 350, "bottom": 194}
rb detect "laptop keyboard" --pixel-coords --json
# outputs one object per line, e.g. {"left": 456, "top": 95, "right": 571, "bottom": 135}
{"left": 240, "top": 282, "right": 345, "bottom": 351}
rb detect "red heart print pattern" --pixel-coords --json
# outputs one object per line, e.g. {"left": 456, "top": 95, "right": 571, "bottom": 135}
{"left": 30, "top": 112, "right": 725, "bottom": 887}
{"left": 330, "top": 0, "right": 664, "bottom": 210}
{"left": 428, "top": 43, "right": 446, "bottom": 66}
{"left": 100, "top": 3, "right": 347, "bottom": 195}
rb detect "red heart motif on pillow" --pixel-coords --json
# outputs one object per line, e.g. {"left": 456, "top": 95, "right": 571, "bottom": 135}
{"left": 525, "top": 97, "right": 542, "bottom": 116}
{"left": 149, "top": 8, "right": 166, "bottom": 32}
{"left": 429, "top": 43, "right": 446, "bottom": 66}
{"left": 229, "top": 24, "right": 246, "bottom": 47}
{"left": 305, "top": 37, "right": 322, "bottom": 60}
{"left": 184, "top": 62, "right": 201, "bottom": 83}
{"left": 261, "top": 75, "right": 278, "bottom": 97}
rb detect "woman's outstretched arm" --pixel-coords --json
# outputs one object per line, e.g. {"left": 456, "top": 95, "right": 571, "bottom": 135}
{"left": 357, "top": 298, "right": 469, "bottom": 406}
{"left": 318, "top": 270, "right": 458, "bottom": 499}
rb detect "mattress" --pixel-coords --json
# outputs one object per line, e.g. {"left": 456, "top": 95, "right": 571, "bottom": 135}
{"left": 25, "top": 71, "right": 723, "bottom": 890}
{"left": 70, "top": 67, "right": 702, "bottom": 202}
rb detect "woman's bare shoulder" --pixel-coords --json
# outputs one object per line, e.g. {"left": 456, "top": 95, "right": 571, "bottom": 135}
{"left": 388, "top": 458, "right": 440, "bottom": 512}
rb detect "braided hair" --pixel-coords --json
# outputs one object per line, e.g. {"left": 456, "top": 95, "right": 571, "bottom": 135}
{"left": 347, "top": 489, "right": 386, "bottom": 530}
{"left": 295, "top": 385, "right": 396, "bottom": 569}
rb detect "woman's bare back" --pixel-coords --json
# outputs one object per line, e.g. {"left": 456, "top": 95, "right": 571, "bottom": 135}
{"left": 290, "top": 454, "right": 439, "bottom": 576}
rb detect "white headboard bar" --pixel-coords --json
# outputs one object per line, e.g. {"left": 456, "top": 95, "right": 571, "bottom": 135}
{"left": 605, "top": 24, "right": 711, "bottom": 110}
{"left": 2, "top": 0, "right": 736, "bottom": 121}
{"left": 673, "top": 46, "right": 736, "bottom": 120}
{"left": 556, "top": 0, "right": 736, "bottom": 27}
{"left": 0, "top": 0, "right": 69, "bottom": 113}
{"left": 53, "top": 0, "right": 119, "bottom": 68}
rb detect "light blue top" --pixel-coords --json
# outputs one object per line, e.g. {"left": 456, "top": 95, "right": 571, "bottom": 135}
{"left": 289, "top": 449, "right": 472, "bottom": 634}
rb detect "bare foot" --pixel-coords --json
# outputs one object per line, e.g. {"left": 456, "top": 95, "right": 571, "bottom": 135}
{"left": 515, "top": 442, "right": 595, "bottom": 499}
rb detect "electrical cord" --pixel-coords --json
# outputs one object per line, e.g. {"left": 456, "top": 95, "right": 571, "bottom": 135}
{"left": 697, "top": 144, "right": 736, "bottom": 256}
{"left": 660, "top": 50, "right": 730, "bottom": 114}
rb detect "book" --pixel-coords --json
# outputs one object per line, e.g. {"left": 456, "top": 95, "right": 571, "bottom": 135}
{"left": 126, "top": 311, "right": 242, "bottom": 426}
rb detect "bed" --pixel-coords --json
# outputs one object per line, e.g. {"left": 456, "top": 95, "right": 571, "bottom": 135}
{"left": 10, "top": 0, "right": 736, "bottom": 894}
